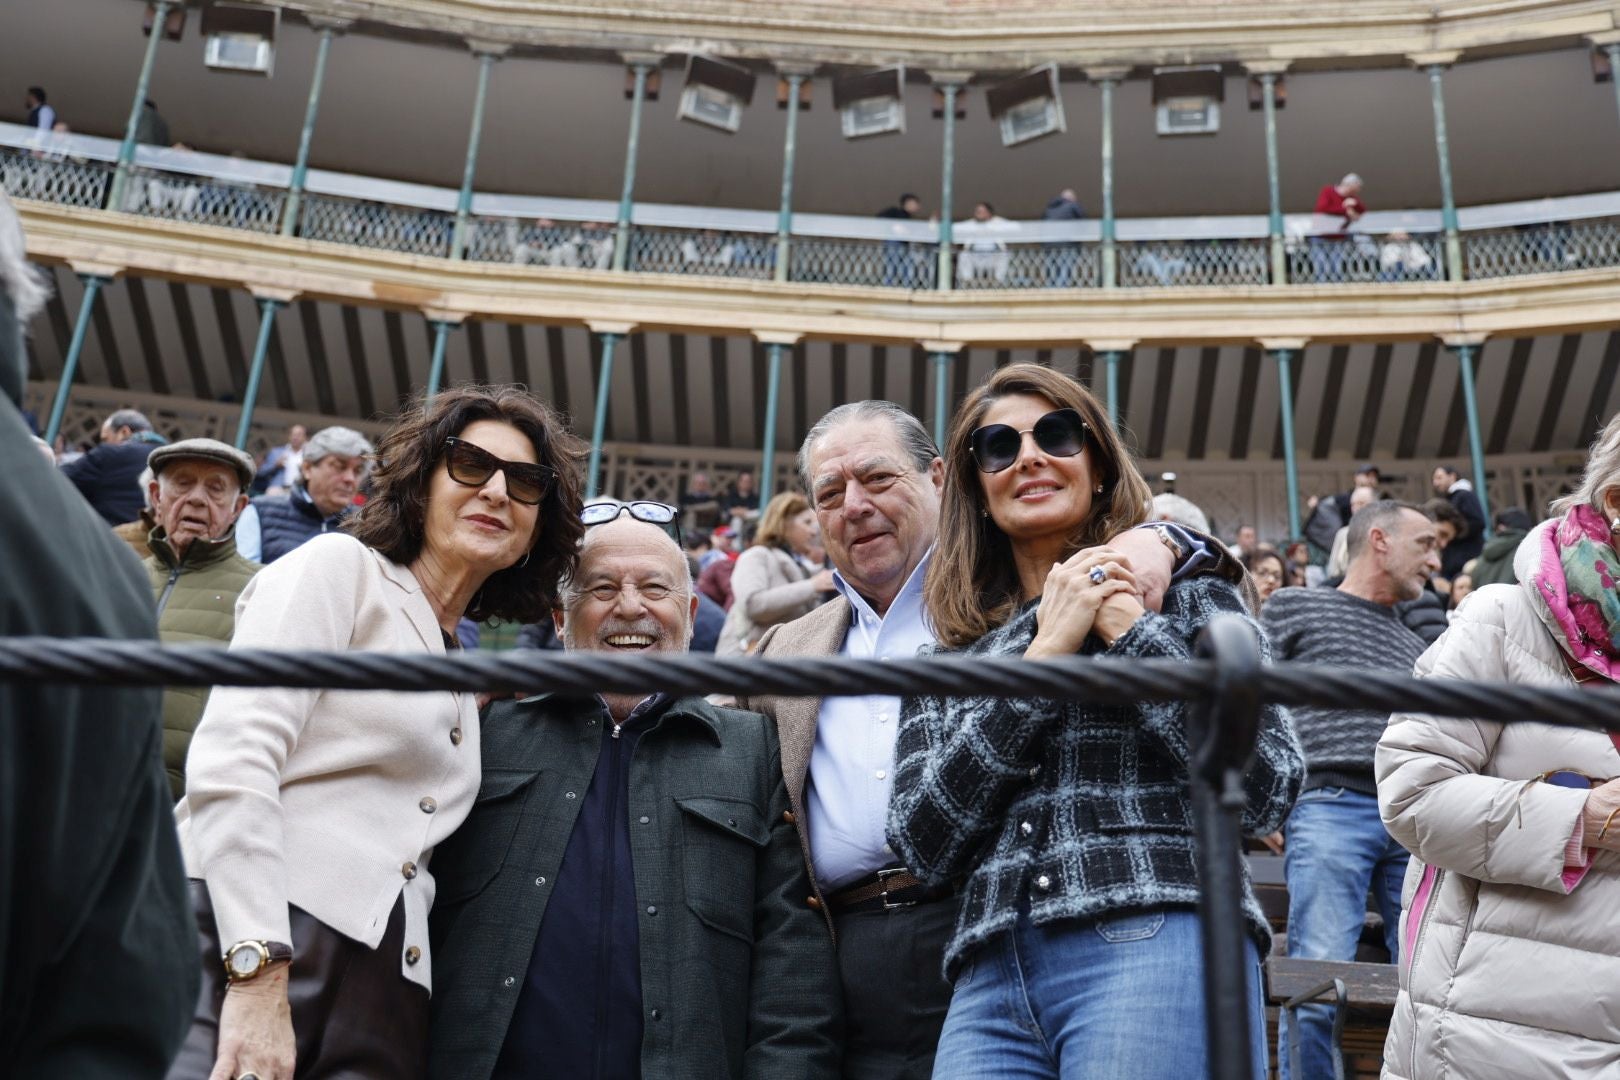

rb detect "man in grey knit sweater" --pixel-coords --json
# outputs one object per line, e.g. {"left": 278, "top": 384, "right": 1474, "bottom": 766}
{"left": 1261, "top": 500, "right": 1441, "bottom": 1080}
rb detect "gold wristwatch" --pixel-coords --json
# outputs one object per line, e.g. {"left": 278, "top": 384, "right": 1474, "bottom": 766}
{"left": 1144, "top": 522, "right": 1188, "bottom": 562}
{"left": 223, "top": 939, "right": 293, "bottom": 982}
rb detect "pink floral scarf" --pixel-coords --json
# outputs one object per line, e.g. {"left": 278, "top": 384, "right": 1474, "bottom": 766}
{"left": 1534, "top": 504, "right": 1620, "bottom": 683}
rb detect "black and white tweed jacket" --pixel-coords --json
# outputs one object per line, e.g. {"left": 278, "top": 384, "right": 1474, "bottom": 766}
{"left": 887, "top": 574, "right": 1304, "bottom": 981}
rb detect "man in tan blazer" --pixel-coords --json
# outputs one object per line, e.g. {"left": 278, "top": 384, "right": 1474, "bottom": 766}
{"left": 738, "top": 400, "right": 1225, "bottom": 1080}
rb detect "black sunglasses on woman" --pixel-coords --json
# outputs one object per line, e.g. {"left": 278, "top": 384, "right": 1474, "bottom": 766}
{"left": 443, "top": 437, "right": 555, "bottom": 506}
{"left": 968, "top": 408, "right": 1091, "bottom": 474}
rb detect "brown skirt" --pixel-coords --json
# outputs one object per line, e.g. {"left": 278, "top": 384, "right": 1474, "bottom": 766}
{"left": 167, "top": 881, "right": 429, "bottom": 1080}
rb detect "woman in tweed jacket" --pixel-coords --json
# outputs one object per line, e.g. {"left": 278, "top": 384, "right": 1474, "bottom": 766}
{"left": 887, "top": 363, "right": 1303, "bottom": 1079}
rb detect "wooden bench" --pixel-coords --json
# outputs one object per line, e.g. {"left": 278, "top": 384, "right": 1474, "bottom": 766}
{"left": 1266, "top": 957, "right": 1399, "bottom": 1080}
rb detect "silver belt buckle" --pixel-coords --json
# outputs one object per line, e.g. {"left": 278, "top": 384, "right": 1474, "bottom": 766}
{"left": 877, "top": 866, "right": 917, "bottom": 911}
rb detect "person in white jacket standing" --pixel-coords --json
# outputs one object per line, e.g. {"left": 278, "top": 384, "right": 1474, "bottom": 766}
{"left": 1377, "top": 410, "right": 1620, "bottom": 1080}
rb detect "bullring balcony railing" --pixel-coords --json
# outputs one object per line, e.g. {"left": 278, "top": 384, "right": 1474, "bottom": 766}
{"left": 7, "top": 122, "right": 1620, "bottom": 291}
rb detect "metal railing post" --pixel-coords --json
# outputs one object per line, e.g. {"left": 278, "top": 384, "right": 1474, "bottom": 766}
{"left": 586, "top": 331, "right": 621, "bottom": 499}
{"left": 1099, "top": 76, "right": 1119, "bottom": 289}
{"left": 426, "top": 319, "right": 457, "bottom": 399}
{"left": 1454, "top": 340, "right": 1493, "bottom": 535}
{"left": 934, "top": 80, "right": 962, "bottom": 292}
{"left": 282, "top": 21, "right": 346, "bottom": 236}
{"left": 774, "top": 71, "right": 807, "bottom": 284}
{"left": 613, "top": 61, "right": 653, "bottom": 272}
{"left": 44, "top": 274, "right": 110, "bottom": 445}
{"left": 450, "top": 49, "right": 499, "bottom": 261}
{"left": 107, "top": 0, "right": 170, "bottom": 211}
{"left": 1423, "top": 61, "right": 1465, "bottom": 282}
{"left": 759, "top": 342, "right": 785, "bottom": 507}
{"left": 236, "top": 297, "right": 285, "bottom": 449}
{"left": 1104, "top": 349, "right": 1122, "bottom": 425}
{"left": 1272, "top": 346, "right": 1302, "bottom": 538}
{"left": 1607, "top": 44, "right": 1620, "bottom": 127}
{"left": 932, "top": 350, "right": 955, "bottom": 448}
{"left": 1258, "top": 71, "right": 1288, "bottom": 285}
{"left": 1189, "top": 615, "right": 1265, "bottom": 1080}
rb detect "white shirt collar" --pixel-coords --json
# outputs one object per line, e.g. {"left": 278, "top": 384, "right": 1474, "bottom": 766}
{"left": 832, "top": 545, "right": 934, "bottom": 629}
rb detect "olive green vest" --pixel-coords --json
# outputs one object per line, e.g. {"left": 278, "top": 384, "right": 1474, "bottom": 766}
{"left": 145, "top": 527, "right": 261, "bottom": 800}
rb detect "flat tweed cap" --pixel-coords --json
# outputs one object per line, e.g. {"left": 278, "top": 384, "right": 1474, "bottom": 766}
{"left": 148, "top": 437, "right": 256, "bottom": 491}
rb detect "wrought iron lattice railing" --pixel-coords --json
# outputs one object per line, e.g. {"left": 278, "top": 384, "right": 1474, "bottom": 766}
{"left": 299, "top": 193, "right": 452, "bottom": 258}
{"left": 119, "top": 166, "right": 286, "bottom": 233}
{"left": 0, "top": 146, "right": 111, "bottom": 209}
{"left": 626, "top": 226, "right": 777, "bottom": 280}
{"left": 790, "top": 236, "right": 940, "bottom": 289}
{"left": 3, "top": 619, "right": 1618, "bottom": 1080}
{"left": 1287, "top": 233, "right": 1446, "bottom": 285}
{"left": 1119, "top": 238, "right": 1272, "bottom": 288}
{"left": 1464, "top": 216, "right": 1620, "bottom": 280}
{"left": 465, "top": 216, "right": 615, "bottom": 269}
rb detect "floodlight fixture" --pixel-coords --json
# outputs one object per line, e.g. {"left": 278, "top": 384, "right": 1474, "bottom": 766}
{"left": 144, "top": 2, "right": 186, "bottom": 40}
{"left": 201, "top": 3, "right": 279, "bottom": 75}
{"left": 987, "top": 64, "right": 1065, "bottom": 147}
{"left": 1152, "top": 65, "right": 1224, "bottom": 135}
{"left": 834, "top": 66, "right": 907, "bottom": 139}
{"left": 678, "top": 55, "right": 757, "bottom": 134}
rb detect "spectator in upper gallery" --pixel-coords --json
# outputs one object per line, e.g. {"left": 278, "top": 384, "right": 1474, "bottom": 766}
{"left": 1043, "top": 187, "right": 1085, "bottom": 223}
{"left": 956, "top": 201, "right": 1016, "bottom": 286}
{"left": 1041, "top": 187, "right": 1086, "bottom": 288}
{"left": 878, "top": 192, "right": 925, "bottom": 288}
{"left": 1432, "top": 463, "right": 1487, "bottom": 580}
{"left": 252, "top": 422, "right": 308, "bottom": 495}
{"left": 61, "top": 408, "right": 167, "bottom": 526}
{"left": 1309, "top": 172, "right": 1366, "bottom": 282}
{"left": 24, "top": 86, "right": 55, "bottom": 131}
{"left": 135, "top": 98, "right": 169, "bottom": 147}
{"left": 1470, "top": 506, "right": 1535, "bottom": 587}
{"left": 235, "top": 425, "right": 373, "bottom": 564}
{"left": 1377, "top": 229, "right": 1436, "bottom": 281}
{"left": 719, "top": 469, "right": 762, "bottom": 527}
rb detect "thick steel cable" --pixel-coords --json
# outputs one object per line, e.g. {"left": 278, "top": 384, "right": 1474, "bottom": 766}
{"left": 2, "top": 636, "right": 1618, "bottom": 733}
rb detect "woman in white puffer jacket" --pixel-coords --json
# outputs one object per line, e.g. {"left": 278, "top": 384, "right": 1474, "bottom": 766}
{"left": 1377, "top": 412, "right": 1620, "bottom": 1080}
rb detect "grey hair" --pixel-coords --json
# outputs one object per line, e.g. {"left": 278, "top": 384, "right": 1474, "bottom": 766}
{"left": 1346, "top": 499, "right": 1431, "bottom": 561}
{"left": 1148, "top": 493, "right": 1210, "bottom": 534}
{"left": 106, "top": 408, "right": 152, "bottom": 434}
{"left": 798, "top": 400, "right": 939, "bottom": 492}
{"left": 558, "top": 499, "right": 694, "bottom": 606}
{"left": 1551, "top": 411, "right": 1620, "bottom": 517}
{"left": 0, "top": 191, "right": 48, "bottom": 324}
{"left": 303, "top": 424, "right": 374, "bottom": 464}
{"left": 137, "top": 465, "right": 155, "bottom": 510}
{"left": 1341, "top": 173, "right": 1363, "bottom": 187}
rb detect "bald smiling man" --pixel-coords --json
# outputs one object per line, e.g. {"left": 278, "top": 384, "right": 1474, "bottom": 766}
{"left": 427, "top": 514, "right": 840, "bottom": 1080}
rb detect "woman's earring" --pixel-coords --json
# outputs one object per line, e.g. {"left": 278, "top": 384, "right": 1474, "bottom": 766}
{"left": 980, "top": 507, "right": 988, "bottom": 518}
{"left": 1094, "top": 484, "right": 1104, "bottom": 494}
{"left": 1611, "top": 516, "right": 1620, "bottom": 534}
{"left": 517, "top": 550, "right": 531, "bottom": 569}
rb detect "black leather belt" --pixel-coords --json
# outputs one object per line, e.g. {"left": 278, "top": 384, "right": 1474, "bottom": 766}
{"left": 827, "top": 867, "right": 954, "bottom": 913}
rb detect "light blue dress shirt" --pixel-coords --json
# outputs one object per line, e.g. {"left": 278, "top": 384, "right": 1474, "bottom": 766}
{"left": 806, "top": 548, "right": 937, "bottom": 892}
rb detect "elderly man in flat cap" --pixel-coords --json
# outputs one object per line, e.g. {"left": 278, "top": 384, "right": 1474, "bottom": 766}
{"left": 142, "top": 437, "right": 261, "bottom": 799}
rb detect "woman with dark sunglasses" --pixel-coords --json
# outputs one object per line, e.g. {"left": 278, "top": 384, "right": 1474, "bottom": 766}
{"left": 887, "top": 363, "right": 1303, "bottom": 1079}
{"left": 170, "top": 385, "right": 585, "bottom": 1080}
{"left": 1377, "top": 410, "right": 1620, "bottom": 1080}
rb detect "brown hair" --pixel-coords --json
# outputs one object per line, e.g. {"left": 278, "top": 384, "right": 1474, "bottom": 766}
{"left": 347, "top": 384, "right": 586, "bottom": 624}
{"left": 925, "top": 362, "right": 1151, "bottom": 647}
{"left": 753, "top": 491, "right": 810, "bottom": 551}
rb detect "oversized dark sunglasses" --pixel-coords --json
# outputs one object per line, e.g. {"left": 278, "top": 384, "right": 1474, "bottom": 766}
{"left": 443, "top": 437, "right": 554, "bottom": 506}
{"left": 969, "top": 408, "right": 1091, "bottom": 474}
{"left": 581, "top": 500, "right": 683, "bottom": 545}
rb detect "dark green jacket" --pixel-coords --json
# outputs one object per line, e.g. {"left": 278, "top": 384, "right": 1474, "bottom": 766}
{"left": 427, "top": 693, "right": 841, "bottom": 1080}
{"left": 145, "top": 527, "right": 260, "bottom": 799}
{"left": 0, "top": 390, "right": 197, "bottom": 1077}
{"left": 1470, "top": 527, "right": 1528, "bottom": 588}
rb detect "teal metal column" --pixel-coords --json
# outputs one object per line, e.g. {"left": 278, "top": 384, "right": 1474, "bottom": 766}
{"left": 774, "top": 74, "right": 805, "bottom": 283}
{"left": 1272, "top": 348, "right": 1301, "bottom": 538}
{"left": 1607, "top": 45, "right": 1620, "bottom": 126}
{"left": 1454, "top": 342, "right": 1493, "bottom": 534}
{"left": 282, "top": 23, "right": 339, "bottom": 236}
{"left": 613, "top": 63, "right": 652, "bottom": 272}
{"left": 1104, "top": 350, "right": 1121, "bottom": 425}
{"left": 107, "top": 0, "right": 170, "bottom": 210}
{"left": 936, "top": 83, "right": 960, "bottom": 291}
{"left": 1425, "top": 64, "right": 1464, "bottom": 282}
{"left": 43, "top": 274, "right": 109, "bottom": 445}
{"left": 586, "top": 332, "right": 621, "bottom": 499}
{"left": 1100, "top": 78, "right": 1118, "bottom": 288}
{"left": 932, "top": 350, "right": 954, "bottom": 447}
{"left": 235, "top": 298, "right": 285, "bottom": 449}
{"left": 426, "top": 319, "right": 458, "bottom": 399}
{"left": 759, "top": 343, "right": 786, "bottom": 506}
{"left": 450, "top": 51, "right": 497, "bottom": 261}
{"left": 1260, "top": 74, "right": 1287, "bottom": 285}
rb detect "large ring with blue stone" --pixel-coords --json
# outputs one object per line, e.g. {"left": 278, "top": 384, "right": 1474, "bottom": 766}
{"left": 1088, "top": 566, "right": 1108, "bottom": 585}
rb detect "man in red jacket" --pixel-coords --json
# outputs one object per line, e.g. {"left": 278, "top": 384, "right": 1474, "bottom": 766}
{"left": 1309, "top": 173, "right": 1365, "bottom": 282}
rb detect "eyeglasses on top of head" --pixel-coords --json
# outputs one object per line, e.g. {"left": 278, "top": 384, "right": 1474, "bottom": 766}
{"left": 443, "top": 437, "right": 555, "bottom": 506}
{"left": 968, "top": 407, "right": 1091, "bottom": 474}
{"left": 581, "top": 500, "right": 684, "bottom": 545}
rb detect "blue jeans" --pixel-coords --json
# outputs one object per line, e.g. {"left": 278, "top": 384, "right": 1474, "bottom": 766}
{"left": 1279, "top": 787, "right": 1409, "bottom": 1080}
{"left": 933, "top": 909, "right": 1268, "bottom": 1080}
